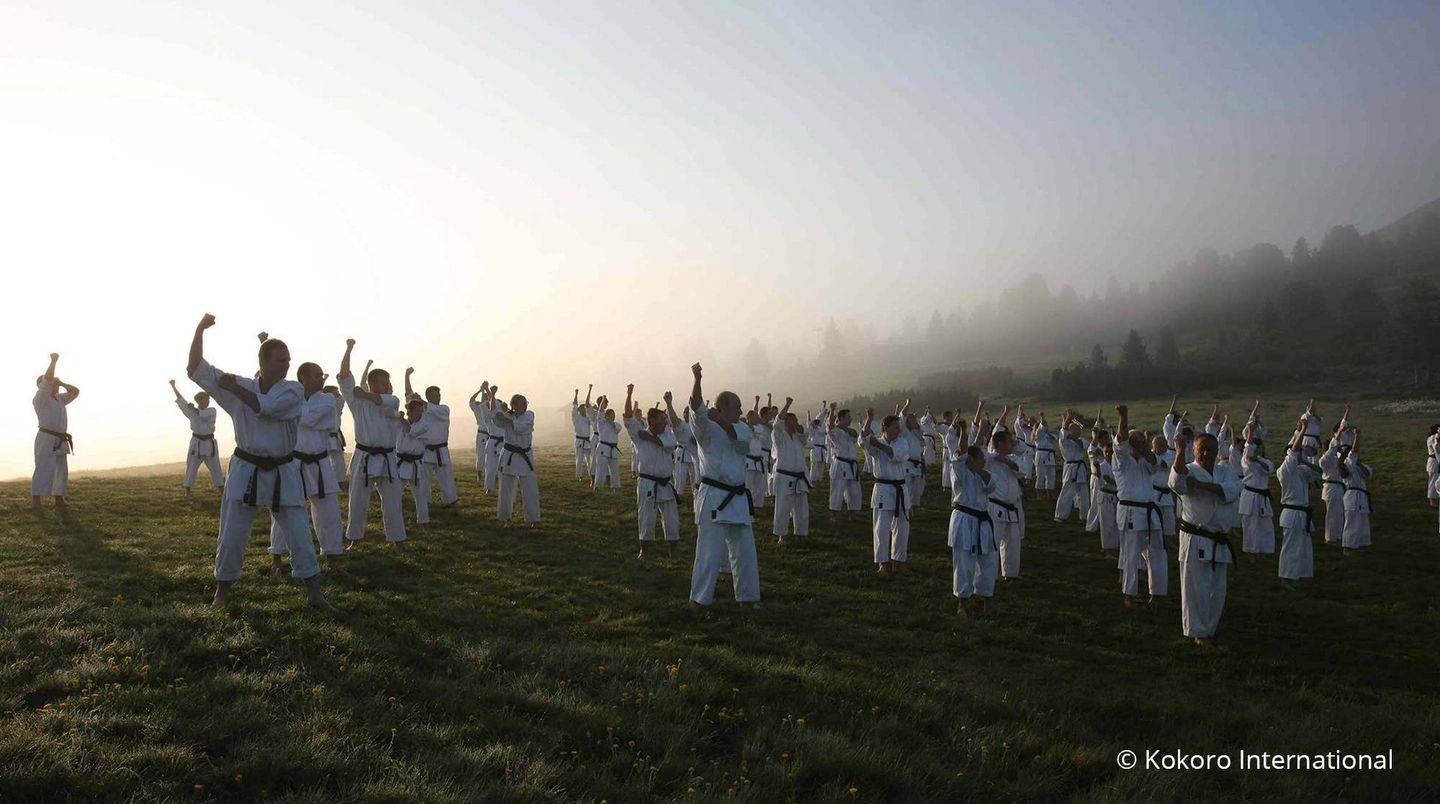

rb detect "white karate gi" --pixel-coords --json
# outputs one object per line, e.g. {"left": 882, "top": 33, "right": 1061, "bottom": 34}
{"left": 340, "top": 375, "right": 407, "bottom": 544}
{"left": 690, "top": 409, "right": 760, "bottom": 605}
{"left": 626, "top": 418, "right": 679, "bottom": 542}
{"left": 936, "top": 422, "right": 954, "bottom": 490}
{"left": 1113, "top": 445, "right": 1166, "bottom": 597}
{"left": 870, "top": 433, "right": 911, "bottom": 564}
{"left": 469, "top": 398, "right": 489, "bottom": 480}
{"left": 1276, "top": 448, "right": 1318, "bottom": 580}
{"left": 1085, "top": 442, "right": 1105, "bottom": 534}
{"left": 421, "top": 402, "right": 459, "bottom": 506}
{"left": 828, "top": 425, "right": 862, "bottom": 511}
{"left": 987, "top": 451, "right": 1026, "bottom": 578}
{"left": 189, "top": 359, "right": 319, "bottom": 581}
{"left": 1054, "top": 434, "right": 1091, "bottom": 522}
{"left": 571, "top": 404, "right": 593, "bottom": 478}
{"left": 1319, "top": 441, "right": 1346, "bottom": 544}
{"left": 1097, "top": 462, "right": 1119, "bottom": 551}
{"left": 1152, "top": 449, "right": 1177, "bottom": 537}
{"left": 32, "top": 378, "right": 75, "bottom": 497}
{"left": 1341, "top": 452, "right": 1373, "bottom": 549}
{"left": 327, "top": 394, "right": 348, "bottom": 483}
{"left": 1239, "top": 446, "right": 1276, "bottom": 554}
{"left": 744, "top": 428, "right": 768, "bottom": 507}
{"left": 948, "top": 459, "right": 998, "bottom": 599}
{"left": 772, "top": 424, "right": 811, "bottom": 537}
{"left": 1032, "top": 423, "right": 1057, "bottom": 491}
{"left": 806, "top": 421, "right": 829, "bottom": 485}
{"left": 1013, "top": 418, "right": 1037, "bottom": 481}
{"left": 1298, "top": 411, "right": 1324, "bottom": 457}
{"left": 756, "top": 421, "right": 774, "bottom": 502}
{"left": 176, "top": 400, "right": 223, "bottom": 489}
{"left": 396, "top": 419, "right": 432, "bottom": 526}
{"left": 485, "top": 413, "right": 505, "bottom": 495}
{"left": 672, "top": 420, "right": 698, "bottom": 495}
{"left": 270, "top": 391, "right": 344, "bottom": 557}
{"left": 919, "top": 414, "right": 938, "bottom": 468}
{"left": 1171, "top": 460, "right": 1240, "bottom": 639}
{"left": 902, "top": 426, "right": 926, "bottom": 507}
{"left": 494, "top": 407, "right": 540, "bottom": 522}
{"left": 1425, "top": 433, "right": 1439, "bottom": 501}
{"left": 593, "top": 418, "right": 623, "bottom": 490}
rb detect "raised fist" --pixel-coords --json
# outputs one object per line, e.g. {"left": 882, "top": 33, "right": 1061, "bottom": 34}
{"left": 346, "top": 338, "right": 356, "bottom": 348}
{"left": 199, "top": 314, "right": 217, "bottom": 329}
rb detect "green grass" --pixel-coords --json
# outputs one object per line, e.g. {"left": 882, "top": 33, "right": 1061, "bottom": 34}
{"left": 2, "top": 395, "right": 1438, "bottom": 802}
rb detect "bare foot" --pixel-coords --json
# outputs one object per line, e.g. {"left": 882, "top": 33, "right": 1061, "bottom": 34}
{"left": 955, "top": 599, "right": 969, "bottom": 617}
{"left": 270, "top": 562, "right": 285, "bottom": 579}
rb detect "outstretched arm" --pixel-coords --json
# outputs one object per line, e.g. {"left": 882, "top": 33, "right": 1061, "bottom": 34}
{"left": 188, "top": 314, "right": 215, "bottom": 376}
{"left": 624, "top": 383, "right": 636, "bottom": 418}
{"left": 405, "top": 368, "right": 415, "bottom": 400}
{"left": 43, "top": 353, "right": 59, "bottom": 384}
{"left": 663, "top": 391, "right": 679, "bottom": 427}
{"left": 169, "top": 380, "right": 187, "bottom": 405}
{"left": 689, "top": 364, "right": 705, "bottom": 413}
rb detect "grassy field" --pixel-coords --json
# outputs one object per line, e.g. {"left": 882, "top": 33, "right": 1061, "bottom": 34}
{"left": 2, "top": 396, "right": 1438, "bottom": 802}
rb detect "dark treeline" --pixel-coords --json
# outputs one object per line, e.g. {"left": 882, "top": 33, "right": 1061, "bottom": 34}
{"left": 753, "top": 198, "right": 1440, "bottom": 403}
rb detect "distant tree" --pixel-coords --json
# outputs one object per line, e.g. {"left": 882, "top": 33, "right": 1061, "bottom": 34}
{"left": 1385, "top": 276, "right": 1440, "bottom": 385}
{"left": 1291, "top": 237, "right": 1312, "bottom": 268}
{"left": 1089, "top": 344, "right": 1109, "bottom": 370}
{"left": 1155, "top": 327, "right": 1180, "bottom": 364}
{"left": 1118, "top": 329, "right": 1151, "bottom": 369}
{"left": 743, "top": 338, "right": 771, "bottom": 376}
{"left": 900, "top": 314, "right": 920, "bottom": 343}
{"left": 820, "top": 318, "right": 846, "bottom": 363}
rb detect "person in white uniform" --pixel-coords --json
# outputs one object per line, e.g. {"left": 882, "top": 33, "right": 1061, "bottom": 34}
{"left": 672, "top": 406, "right": 698, "bottom": 496}
{"left": 395, "top": 397, "right": 433, "bottom": 528}
{"left": 865, "top": 411, "right": 911, "bottom": 573}
{"left": 1150, "top": 434, "right": 1177, "bottom": 540}
{"left": 1239, "top": 431, "right": 1277, "bottom": 557}
{"left": 1425, "top": 424, "right": 1439, "bottom": 507}
{"left": 469, "top": 384, "right": 492, "bottom": 486}
{"left": 949, "top": 431, "right": 998, "bottom": 616}
{"left": 1031, "top": 411, "right": 1057, "bottom": 498}
{"left": 1112, "top": 405, "right": 1165, "bottom": 607}
{"left": 986, "top": 427, "right": 1026, "bottom": 580}
{"left": 31, "top": 353, "right": 79, "bottom": 512}
{"left": 406, "top": 370, "right": 460, "bottom": 511}
{"left": 338, "top": 339, "right": 407, "bottom": 548}
{"left": 625, "top": 385, "right": 680, "bottom": 559}
{"left": 826, "top": 405, "right": 863, "bottom": 515}
{"left": 484, "top": 384, "right": 506, "bottom": 495}
{"left": 901, "top": 405, "right": 927, "bottom": 507}
{"left": 1054, "top": 412, "right": 1091, "bottom": 524}
{"left": 185, "top": 314, "right": 329, "bottom": 609}
{"left": 170, "top": 379, "right": 223, "bottom": 497}
{"left": 323, "top": 384, "right": 348, "bottom": 487}
{"left": 1170, "top": 431, "right": 1240, "bottom": 647}
{"left": 493, "top": 392, "right": 541, "bottom": 524}
{"left": 592, "top": 405, "right": 623, "bottom": 491}
{"left": 771, "top": 398, "right": 811, "bottom": 545}
{"left": 806, "top": 409, "right": 829, "bottom": 486}
{"left": 269, "top": 361, "right": 346, "bottom": 569}
{"left": 687, "top": 363, "right": 760, "bottom": 607}
{"left": 572, "top": 385, "right": 595, "bottom": 480}
{"left": 1276, "top": 423, "right": 1321, "bottom": 590}
{"left": 1341, "top": 429, "right": 1373, "bottom": 552}
{"left": 1318, "top": 434, "right": 1348, "bottom": 546}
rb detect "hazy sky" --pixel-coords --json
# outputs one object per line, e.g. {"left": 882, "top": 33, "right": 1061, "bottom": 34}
{"left": 5, "top": 0, "right": 1440, "bottom": 477}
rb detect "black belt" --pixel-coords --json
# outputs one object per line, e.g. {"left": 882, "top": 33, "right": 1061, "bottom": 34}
{"left": 233, "top": 448, "right": 293, "bottom": 508}
{"left": 1152, "top": 484, "right": 1174, "bottom": 500}
{"left": 745, "top": 454, "right": 764, "bottom": 472}
{"left": 639, "top": 472, "right": 674, "bottom": 494}
{"left": 193, "top": 433, "right": 215, "bottom": 441}
{"left": 701, "top": 477, "right": 754, "bottom": 517}
{"left": 1178, "top": 518, "right": 1236, "bottom": 564}
{"left": 988, "top": 496, "right": 1019, "bottom": 519}
{"left": 329, "top": 430, "right": 347, "bottom": 448}
{"left": 1243, "top": 485, "right": 1273, "bottom": 507}
{"left": 906, "top": 457, "right": 926, "bottom": 475}
{"left": 1323, "top": 480, "right": 1345, "bottom": 492}
{"left": 503, "top": 443, "right": 534, "bottom": 471}
{"left": 1118, "top": 498, "right": 1162, "bottom": 531}
{"left": 599, "top": 439, "right": 620, "bottom": 459}
{"left": 1280, "top": 503, "right": 1314, "bottom": 532}
{"left": 1344, "top": 486, "right": 1371, "bottom": 509}
{"left": 293, "top": 449, "right": 330, "bottom": 498}
{"left": 355, "top": 443, "right": 395, "bottom": 486}
{"left": 952, "top": 503, "right": 993, "bottom": 554}
{"left": 875, "top": 478, "right": 908, "bottom": 518}
{"left": 1036, "top": 447, "right": 1055, "bottom": 454}
{"left": 398, "top": 451, "right": 423, "bottom": 464}
{"left": 776, "top": 468, "right": 810, "bottom": 494}
{"left": 1064, "top": 459, "right": 1090, "bottom": 481}
{"left": 39, "top": 427, "right": 73, "bottom": 453}
{"left": 575, "top": 435, "right": 591, "bottom": 446}
{"left": 424, "top": 441, "right": 448, "bottom": 466}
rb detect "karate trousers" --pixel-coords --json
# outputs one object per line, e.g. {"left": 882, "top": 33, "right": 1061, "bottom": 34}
{"left": 217, "top": 500, "right": 318, "bottom": 582}
{"left": 1054, "top": 480, "right": 1089, "bottom": 522}
{"left": 1179, "top": 551, "right": 1227, "bottom": 638}
{"left": 499, "top": 472, "right": 541, "bottom": 523}
{"left": 346, "top": 469, "right": 407, "bottom": 543}
{"left": 185, "top": 447, "right": 224, "bottom": 489}
{"left": 773, "top": 490, "right": 809, "bottom": 537}
{"left": 270, "top": 493, "right": 344, "bottom": 558}
{"left": 1119, "top": 528, "right": 1167, "bottom": 596}
{"left": 690, "top": 520, "right": 760, "bottom": 605}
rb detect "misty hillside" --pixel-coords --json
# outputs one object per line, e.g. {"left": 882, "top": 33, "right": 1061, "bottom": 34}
{"left": 739, "top": 194, "right": 1440, "bottom": 403}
